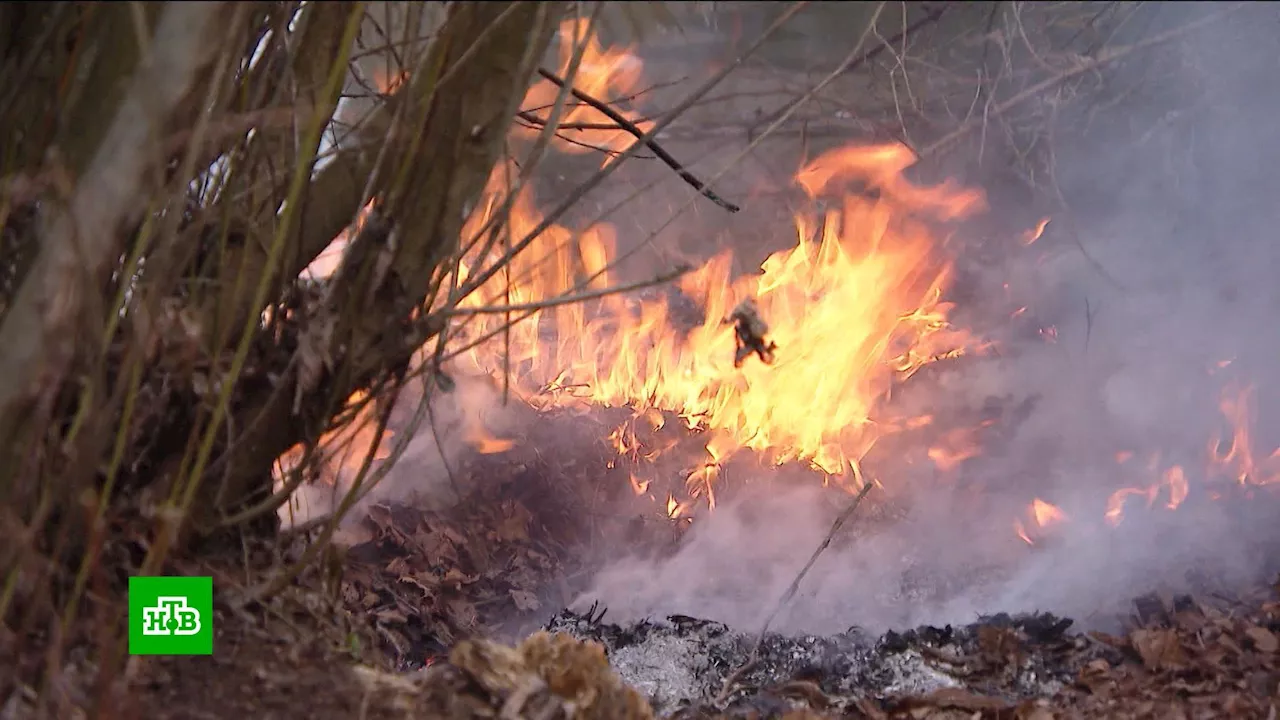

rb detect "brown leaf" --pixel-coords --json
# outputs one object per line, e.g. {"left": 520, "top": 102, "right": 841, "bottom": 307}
{"left": 496, "top": 501, "right": 533, "bottom": 542}
{"left": 416, "top": 529, "right": 458, "bottom": 565}
{"left": 447, "top": 597, "right": 478, "bottom": 630}
{"left": 400, "top": 572, "right": 439, "bottom": 599}
{"left": 1016, "top": 703, "right": 1056, "bottom": 720}
{"left": 442, "top": 568, "right": 478, "bottom": 587}
{"left": 1244, "top": 626, "right": 1279, "bottom": 654}
{"left": 1130, "top": 628, "right": 1187, "bottom": 671}
{"left": 774, "top": 680, "right": 831, "bottom": 710}
{"left": 853, "top": 696, "right": 888, "bottom": 720}
{"left": 385, "top": 556, "right": 411, "bottom": 576}
{"left": 1174, "top": 610, "right": 1207, "bottom": 633}
{"left": 366, "top": 504, "right": 394, "bottom": 531}
{"left": 978, "top": 625, "right": 1022, "bottom": 661}
{"left": 1088, "top": 630, "right": 1128, "bottom": 649}
{"left": 911, "top": 687, "right": 1010, "bottom": 712}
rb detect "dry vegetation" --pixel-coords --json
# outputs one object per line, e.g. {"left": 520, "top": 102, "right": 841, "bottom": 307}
{"left": 0, "top": 1, "right": 1268, "bottom": 717}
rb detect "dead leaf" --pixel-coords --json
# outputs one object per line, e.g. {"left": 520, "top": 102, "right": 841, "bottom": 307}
{"left": 442, "top": 568, "right": 478, "bottom": 587}
{"left": 509, "top": 589, "right": 541, "bottom": 613}
{"left": 774, "top": 680, "right": 831, "bottom": 710}
{"left": 496, "top": 501, "right": 532, "bottom": 542}
{"left": 1016, "top": 701, "right": 1056, "bottom": 720}
{"left": 910, "top": 687, "right": 1010, "bottom": 712}
{"left": 1130, "top": 628, "right": 1187, "bottom": 671}
{"left": 374, "top": 607, "right": 408, "bottom": 624}
{"left": 447, "top": 597, "right": 478, "bottom": 629}
{"left": 385, "top": 557, "right": 411, "bottom": 576}
{"left": 1246, "top": 626, "right": 1279, "bottom": 654}
{"left": 366, "top": 504, "right": 394, "bottom": 531}
{"left": 978, "top": 625, "right": 1022, "bottom": 662}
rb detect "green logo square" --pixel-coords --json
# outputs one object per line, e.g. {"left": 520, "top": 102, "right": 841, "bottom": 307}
{"left": 128, "top": 576, "right": 214, "bottom": 656}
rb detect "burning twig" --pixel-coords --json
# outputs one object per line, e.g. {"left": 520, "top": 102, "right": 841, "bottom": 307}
{"left": 715, "top": 481, "right": 876, "bottom": 706}
{"left": 726, "top": 299, "right": 777, "bottom": 368}
{"left": 533, "top": 67, "right": 742, "bottom": 213}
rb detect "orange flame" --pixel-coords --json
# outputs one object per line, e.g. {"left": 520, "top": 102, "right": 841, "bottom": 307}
{"left": 1015, "top": 498, "right": 1067, "bottom": 545}
{"left": 1209, "top": 383, "right": 1280, "bottom": 487}
{"left": 1021, "top": 217, "right": 1050, "bottom": 245}
{"left": 453, "top": 140, "right": 984, "bottom": 500}
{"left": 517, "top": 18, "right": 649, "bottom": 158}
{"left": 443, "top": 20, "right": 990, "bottom": 513}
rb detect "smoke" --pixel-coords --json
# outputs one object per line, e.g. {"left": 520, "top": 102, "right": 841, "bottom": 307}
{"left": 279, "top": 375, "right": 519, "bottom": 538}
{"left": 570, "top": 3, "right": 1280, "bottom": 632}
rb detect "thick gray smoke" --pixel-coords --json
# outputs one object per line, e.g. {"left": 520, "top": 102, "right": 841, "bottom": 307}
{"left": 567, "top": 2, "right": 1280, "bottom": 633}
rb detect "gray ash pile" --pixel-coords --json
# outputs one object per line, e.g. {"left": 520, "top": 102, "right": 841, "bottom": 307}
{"left": 544, "top": 605, "right": 1081, "bottom": 716}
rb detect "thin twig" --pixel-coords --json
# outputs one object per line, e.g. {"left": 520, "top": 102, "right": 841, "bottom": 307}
{"left": 747, "top": 2, "right": 950, "bottom": 139}
{"left": 444, "top": 264, "right": 691, "bottom": 317}
{"left": 836, "top": 3, "right": 950, "bottom": 78}
{"left": 715, "top": 482, "right": 876, "bottom": 706}
{"left": 920, "top": 2, "right": 1245, "bottom": 159}
{"left": 534, "top": 67, "right": 740, "bottom": 213}
{"left": 516, "top": 111, "right": 656, "bottom": 132}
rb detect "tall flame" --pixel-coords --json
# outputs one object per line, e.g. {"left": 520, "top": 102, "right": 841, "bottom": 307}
{"left": 452, "top": 138, "right": 984, "bottom": 496}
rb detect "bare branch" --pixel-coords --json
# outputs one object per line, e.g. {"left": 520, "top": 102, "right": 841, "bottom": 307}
{"left": 0, "top": 1, "right": 230, "bottom": 482}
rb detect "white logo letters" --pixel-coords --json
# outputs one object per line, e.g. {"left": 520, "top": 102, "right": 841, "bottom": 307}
{"left": 141, "top": 596, "right": 202, "bottom": 636}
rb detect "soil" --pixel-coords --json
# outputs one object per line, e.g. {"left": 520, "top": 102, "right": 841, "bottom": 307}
{"left": 106, "top": 557, "right": 1279, "bottom": 720}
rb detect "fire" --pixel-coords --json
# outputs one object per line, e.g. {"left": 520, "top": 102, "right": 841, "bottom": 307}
{"left": 927, "top": 427, "right": 983, "bottom": 473}
{"left": 427, "top": 18, "right": 988, "bottom": 514}
{"left": 1016, "top": 377, "right": 1277, "bottom": 545}
{"left": 1209, "top": 383, "right": 1280, "bottom": 487}
{"left": 453, "top": 140, "right": 983, "bottom": 501}
{"left": 1021, "top": 217, "right": 1050, "bottom": 245}
{"left": 1014, "top": 498, "right": 1067, "bottom": 545}
{"left": 1105, "top": 463, "right": 1189, "bottom": 527}
{"left": 517, "top": 18, "right": 648, "bottom": 158}
{"left": 275, "top": 390, "right": 394, "bottom": 488}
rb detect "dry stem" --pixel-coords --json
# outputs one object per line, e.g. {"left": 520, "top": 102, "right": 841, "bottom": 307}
{"left": 715, "top": 481, "right": 876, "bottom": 706}
{"left": 532, "top": 67, "right": 741, "bottom": 213}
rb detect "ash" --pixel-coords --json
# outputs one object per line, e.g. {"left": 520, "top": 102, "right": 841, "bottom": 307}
{"left": 544, "top": 606, "right": 1079, "bottom": 715}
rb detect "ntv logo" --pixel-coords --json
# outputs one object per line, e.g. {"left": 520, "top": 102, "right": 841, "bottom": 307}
{"left": 141, "top": 596, "right": 202, "bottom": 636}
{"left": 129, "top": 576, "right": 214, "bottom": 655}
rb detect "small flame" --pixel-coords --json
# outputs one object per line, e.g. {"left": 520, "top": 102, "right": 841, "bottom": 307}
{"left": 1021, "top": 217, "right": 1051, "bottom": 245}
{"left": 465, "top": 424, "right": 515, "bottom": 455}
{"left": 1106, "top": 464, "right": 1192, "bottom": 527}
{"left": 1015, "top": 497, "right": 1067, "bottom": 545}
{"left": 1209, "top": 383, "right": 1279, "bottom": 487}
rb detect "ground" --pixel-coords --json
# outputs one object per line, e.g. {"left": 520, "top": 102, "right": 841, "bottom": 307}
{"left": 113, "top": 552, "right": 1280, "bottom": 720}
{"left": 101, "top": 460, "right": 1280, "bottom": 720}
